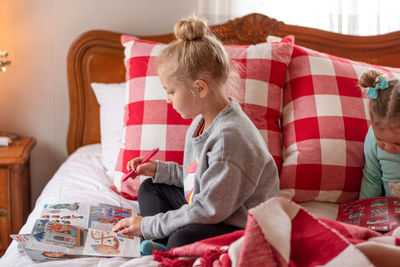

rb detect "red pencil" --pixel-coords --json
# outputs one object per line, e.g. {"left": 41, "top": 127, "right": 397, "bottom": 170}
{"left": 121, "top": 148, "right": 159, "bottom": 182}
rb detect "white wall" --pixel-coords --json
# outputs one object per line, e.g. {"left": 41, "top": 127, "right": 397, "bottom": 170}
{"left": 0, "top": 0, "right": 198, "bottom": 207}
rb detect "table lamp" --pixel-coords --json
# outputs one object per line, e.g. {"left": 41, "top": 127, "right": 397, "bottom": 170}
{"left": 0, "top": 50, "right": 11, "bottom": 72}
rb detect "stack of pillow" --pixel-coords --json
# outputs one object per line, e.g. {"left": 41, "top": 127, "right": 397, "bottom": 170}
{"left": 92, "top": 33, "right": 400, "bottom": 205}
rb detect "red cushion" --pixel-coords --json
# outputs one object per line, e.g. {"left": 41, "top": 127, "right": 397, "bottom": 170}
{"left": 280, "top": 44, "right": 400, "bottom": 203}
{"left": 116, "top": 35, "right": 294, "bottom": 199}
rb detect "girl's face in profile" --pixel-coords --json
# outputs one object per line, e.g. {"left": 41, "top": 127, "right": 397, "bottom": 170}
{"left": 373, "top": 124, "right": 400, "bottom": 154}
{"left": 159, "top": 71, "right": 201, "bottom": 119}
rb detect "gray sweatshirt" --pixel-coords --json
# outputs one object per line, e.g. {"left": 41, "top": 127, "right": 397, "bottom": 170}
{"left": 141, "top": 100, "right": 279, "bottom": 240}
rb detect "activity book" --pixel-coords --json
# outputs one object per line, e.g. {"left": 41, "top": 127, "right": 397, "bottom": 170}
{"left": 11, "top": 202, "right": 140, "bottom": 261}
{"left": 337, "top": 196, "right": 400, "bottom": 232}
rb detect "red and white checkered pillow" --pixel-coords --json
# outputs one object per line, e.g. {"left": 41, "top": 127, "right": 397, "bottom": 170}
{"left": 280, "top": 44, "right": 400, "bottom": 203}
{"left": 116, "top": 35, "right": 294, "bottom": 199}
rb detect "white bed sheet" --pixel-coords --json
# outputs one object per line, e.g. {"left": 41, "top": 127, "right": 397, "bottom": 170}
{"left": 0, "top": 144, "right": 157, "bottom": 267}
{"left": 0, "top": 144, "right": 340, "bottom": 266}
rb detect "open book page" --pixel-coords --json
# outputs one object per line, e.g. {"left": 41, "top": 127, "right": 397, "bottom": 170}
{"left": 87, "top": 203, "right": 132, "bottom": 231}
{"left": 39, "top": 202, "right": 132, "bottom": 231}
{"left": 337, "top": 196, "right": 400, "bottom": 231}
{"left": 39, "top": 203, "right": 90, "bottom": 228}
{"left": 25, "top": 220, "right": 140, "bottom": 259}
{"left": 14, "top": 202, "right": 140, "bottom": 261}
{"left": 11, "top": 233, "right": 79, "bottom": 261}
{"left": 31, "top": 220, "right": 87, "bottom": 249}
{"left": 83, "top": 228, "right": 140, "bottom": 257}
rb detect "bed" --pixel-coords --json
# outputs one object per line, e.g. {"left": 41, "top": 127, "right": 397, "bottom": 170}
{"left": 1, "top": 13, "right": 400, "bottom": 266}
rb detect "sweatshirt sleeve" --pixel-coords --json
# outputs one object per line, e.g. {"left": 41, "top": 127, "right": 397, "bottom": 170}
{"left": 359, "top": 128, "right": 382, "bottom": 199}
{"left": 141, "top": 160, "right": 260, "bottom": 240}
{"left": 153, "top": 161, "right": 184, "bottom": 187}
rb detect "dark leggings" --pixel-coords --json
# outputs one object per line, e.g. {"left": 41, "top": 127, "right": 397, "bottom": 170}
{"left": 138, "top": 178, "right": 242, "bottom": 249}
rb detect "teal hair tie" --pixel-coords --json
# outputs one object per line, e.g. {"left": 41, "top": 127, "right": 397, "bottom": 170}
{"left": 366, "top": 76, "right": 389, "bottom": 99}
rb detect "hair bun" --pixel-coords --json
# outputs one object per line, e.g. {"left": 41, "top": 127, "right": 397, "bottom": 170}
{"left": 174, "top": 16, "right": 207, "bottom": 41}
{"left": 359, "top": 69, "right": 383, "bottom": 88}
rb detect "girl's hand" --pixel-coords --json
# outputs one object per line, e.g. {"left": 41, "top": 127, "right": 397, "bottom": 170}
{"left": 112, "top": 215, "right": 143, "bottom": 236}
{"left": 126, "top": 157, "right": 157, "bottom": 179}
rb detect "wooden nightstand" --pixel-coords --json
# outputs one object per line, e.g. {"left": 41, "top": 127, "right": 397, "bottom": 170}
{"left": 0, "top": 137, "right": 35, "bottom": 256}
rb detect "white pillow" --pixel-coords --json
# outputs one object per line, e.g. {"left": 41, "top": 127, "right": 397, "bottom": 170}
{"left": 91, "top": 82, "right": 126, "bottom": 171}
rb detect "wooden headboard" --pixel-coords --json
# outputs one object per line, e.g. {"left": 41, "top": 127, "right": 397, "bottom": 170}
{"left": 66, "top": 13, "right": 400, "bottom": 154}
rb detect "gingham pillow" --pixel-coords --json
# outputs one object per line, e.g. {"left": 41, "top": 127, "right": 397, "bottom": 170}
{"left": 280, "top": 44, "right": 400, "bottom": 204}
{"left": 116, "top": 35, "right": 294, "bottom": 199}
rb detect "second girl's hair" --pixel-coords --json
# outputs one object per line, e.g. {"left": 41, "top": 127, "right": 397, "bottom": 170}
{"left": 157, "top": 15, "right": 230, "bottom": 94}
{"left": 359, "top": 69, "right": 400, "bottom": 128}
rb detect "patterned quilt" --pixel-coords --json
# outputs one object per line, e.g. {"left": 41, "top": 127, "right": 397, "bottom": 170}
{"left": 154, "top": 197, "right": 400, "bottom": 267}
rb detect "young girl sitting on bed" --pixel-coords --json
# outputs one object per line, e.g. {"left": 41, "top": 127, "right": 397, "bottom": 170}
{"left": 112, "top": 15, "right": 279, "bottom": 254}
{"left": 359, "top": 69, "right": 400, "bottom": 199}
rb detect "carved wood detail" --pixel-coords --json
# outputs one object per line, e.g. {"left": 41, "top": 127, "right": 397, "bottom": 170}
{"left": 230, "top": 13, "right": 284, "bottom": 44}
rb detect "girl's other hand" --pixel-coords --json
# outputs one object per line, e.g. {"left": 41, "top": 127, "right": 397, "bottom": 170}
{"left": 112, "top": 215, "right": 143, "bottom": 236}
{"left": 126, "top": 157, "right": 157, "bottom": 178}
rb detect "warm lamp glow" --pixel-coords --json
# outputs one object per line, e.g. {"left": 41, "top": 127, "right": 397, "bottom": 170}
{"left": 0, "top": 51, "right": 11, "bottom": 72}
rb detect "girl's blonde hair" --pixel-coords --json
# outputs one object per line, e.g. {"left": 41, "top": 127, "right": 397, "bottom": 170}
{"left": 359, "top": 69, "right": 400, "bottom": 128}
{"left": 157, "top": 15, "right": 232, "bottom": 100}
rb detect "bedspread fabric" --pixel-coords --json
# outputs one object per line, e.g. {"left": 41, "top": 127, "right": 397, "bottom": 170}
{"left": 154, "top": 197, "right": 400, "bottom": 267}
{"left": 0, "top": 144, "right": 158, "bottom": 267}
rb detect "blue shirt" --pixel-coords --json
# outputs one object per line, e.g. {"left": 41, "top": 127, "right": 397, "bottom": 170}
{"left": 360, "top": 126, "right": 400, "bottom": 199}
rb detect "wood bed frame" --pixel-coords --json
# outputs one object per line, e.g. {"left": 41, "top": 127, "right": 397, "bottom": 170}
{"left": 66, "top": 13, "right": 400, "bottom": 155}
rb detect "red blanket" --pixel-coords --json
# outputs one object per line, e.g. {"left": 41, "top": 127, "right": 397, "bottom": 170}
{"left": 154, "top": 197, "right": 400, "bottom": 267}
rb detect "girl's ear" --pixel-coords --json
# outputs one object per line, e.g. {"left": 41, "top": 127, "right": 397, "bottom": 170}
{"left": 194, "top": 79, "right": 209, "bottom": 98}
